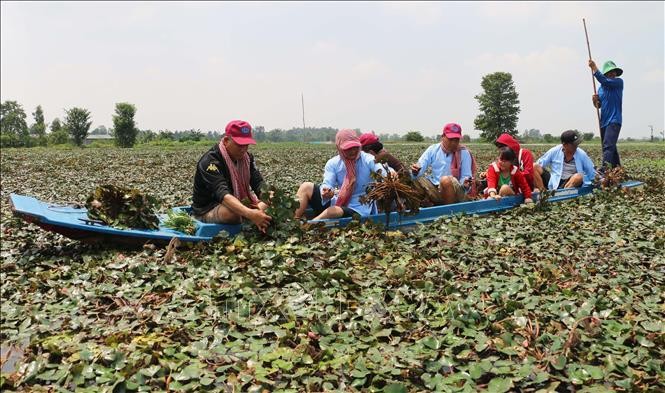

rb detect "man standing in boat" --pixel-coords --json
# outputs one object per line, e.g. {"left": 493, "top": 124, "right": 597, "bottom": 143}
{"left": 410, "top": 123, "right": 477, "bottom": 205}
{"left": 589, "top": 59, "right": 624, "bottom": 171}
{"left": 191, "top": 120, "right": 272, "bottom": 233}
{"left": 533, "top": 130, "right": 597, "bottom": 190}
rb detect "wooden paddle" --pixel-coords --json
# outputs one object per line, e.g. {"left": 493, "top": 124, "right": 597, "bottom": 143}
{"left": 583, "top": 18, "right": 603, "bottom": 144}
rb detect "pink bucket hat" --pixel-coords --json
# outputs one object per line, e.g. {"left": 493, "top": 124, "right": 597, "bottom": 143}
{"left": 336, "top": 129, "right": 362, "bottom": 150}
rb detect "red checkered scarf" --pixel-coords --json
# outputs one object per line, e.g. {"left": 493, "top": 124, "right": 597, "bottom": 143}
{"left": 335, "top": 130, "right": 360, "bottom": 207}
{"left": 218, "top": 140, "right": 259, "bottom": 205}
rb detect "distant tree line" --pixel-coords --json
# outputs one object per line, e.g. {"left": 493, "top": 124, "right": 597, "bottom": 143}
{"left": 1, "top": 100, "right": 140, "bottom": 148}
{"left": 1, "top": 99, "right": 660, "bottom": 148}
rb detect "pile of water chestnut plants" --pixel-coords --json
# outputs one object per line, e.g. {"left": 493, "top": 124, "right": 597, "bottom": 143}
{"left": 1, "top": 142, "right": 663, "bottom": 392}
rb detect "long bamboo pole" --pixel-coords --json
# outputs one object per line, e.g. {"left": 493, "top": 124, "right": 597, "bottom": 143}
{"left": 583, "top": 18, "right": 603, "bottom": 142}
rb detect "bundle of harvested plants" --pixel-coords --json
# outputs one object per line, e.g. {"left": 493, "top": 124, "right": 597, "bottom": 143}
{"left": 596, "top": 166, "right": 628, "bottom": 190}
{"left": 361, "top": 164, "right": 422, "bottom": 227}
{"left": 85, "top": 184, "right": 160, "bottom": 229}
{"left": 163, "top": 210, "right": 197, "bottom": 235}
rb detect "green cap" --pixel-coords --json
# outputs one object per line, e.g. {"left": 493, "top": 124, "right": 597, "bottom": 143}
{"left": 601, "top": 60, "right": 623, "bottom": 76}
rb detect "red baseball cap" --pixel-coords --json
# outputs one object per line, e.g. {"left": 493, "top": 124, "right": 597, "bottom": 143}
{"left": 359, "top": 133, "right": 379, "bottom": 146}
{"left": 225, "top": 120, "right": 256, "bottom": 145}
{"left": 442, "top": 123, "right": 463, "bottom": 139}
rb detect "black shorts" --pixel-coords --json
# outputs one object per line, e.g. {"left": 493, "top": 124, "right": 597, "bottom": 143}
{"left": 311, "top": 184, "right": 357, "bottom": 218}
{"left": 558, "top": 178, "right": 569, "bottom": 189}
{"left": 541, "top": 169, "right": 552, "bottom": 190}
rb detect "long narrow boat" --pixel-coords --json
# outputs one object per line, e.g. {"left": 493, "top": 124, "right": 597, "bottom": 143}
{"left": 9, "top": 180, "right": 643, "bottom": 245}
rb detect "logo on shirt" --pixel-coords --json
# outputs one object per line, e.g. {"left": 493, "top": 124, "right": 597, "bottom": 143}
{"left": 207, "top": 163, "right": 219, "bottom": 172}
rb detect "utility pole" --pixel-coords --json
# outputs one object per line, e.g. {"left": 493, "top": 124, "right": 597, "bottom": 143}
{"left": 301, "top": 93, "right": 306, "bottom": 143}
{"left": 649, "top": 125, "right": 654, "bottom": 142}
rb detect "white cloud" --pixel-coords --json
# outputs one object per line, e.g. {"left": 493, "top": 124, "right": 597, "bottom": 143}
{"left": 311, "top": 40, "right": 341, "bottom": 56}
{"left": 642, "top": 67, "right": 665, "bottom": 83}
{"left": 380, "top": 2, "right": 446, "bottom": 26}
{"left": 351, "top": 59, "right": 390, "bottom": 78}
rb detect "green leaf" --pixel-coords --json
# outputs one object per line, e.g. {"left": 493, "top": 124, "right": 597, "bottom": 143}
{"left": 384, "top": 383, "right": 408, "bottom": 393}
{"left": 173, "top": 364, "right": 201, "bottom": 381}
{"left": 487, "top": 377, "right": 514, "bottom": 393}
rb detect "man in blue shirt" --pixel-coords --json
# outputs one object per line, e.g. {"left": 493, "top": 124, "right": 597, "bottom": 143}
{"left": 410, "top": 123, "right": 475, "bottom": 205}
{"left": 294, "top": 129, "right": 390, "bottom": 220}
{"left": 533, "top": 130, "right": 597, "bottom": 190}
{"left": 589, "top": 59, "right": 624, "bottom": 169}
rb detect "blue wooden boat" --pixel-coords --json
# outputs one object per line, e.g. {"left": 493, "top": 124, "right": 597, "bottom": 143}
{"left": 9, "top": 194, "right": 241, "bottom": 246}
{"left": 309, "top": 180, "right": 644, "bottom": 229}
{"left": 9, "top": 180, "right": 643, "bottom": 245}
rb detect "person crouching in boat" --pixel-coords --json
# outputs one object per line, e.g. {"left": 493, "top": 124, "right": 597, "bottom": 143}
{"left": 359, "top": 133, "right": 405, "bottom": 173}
{"left": 533, "top": 130, "right": 597, "bottom": 191}
{"left": 295, "top": 129, "right": 393, "bottom": 220}
{"left": 494, "top": 133, "right": 537, "bottom": 192}
{"left": 191, "top": 120, "right": 272, "bottom": 233}
{"left": 410, "top": 123, "right": 478, "bottom": 205}
{"left": 485, "top": 147, "right": 533, "bottom": 204}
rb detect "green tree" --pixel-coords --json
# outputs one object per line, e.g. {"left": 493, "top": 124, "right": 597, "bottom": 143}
{"left": 48, "top": 118, "right": 69, "bottom": 145}
{"left": 30, "top": 105, "right": 47, "bottom": 146}
{"left": 542, "top": 133, "right": 556, "bottom": 143}
{"left": 473, "top": 72, "right": 521, "bottom": 141}
{"left": 90, "top": 125, "right": 109, "bottom": 135}
{"left": 112, "top": 103, "right": 138, "bottom": 147}
{"left": 1, "top": 100, "right": 29, "bottom": 147}
{"left": 582, "top": 132, "right": 595, "bottom": 141}
{"left": 64, "top": 107, "right": 92, "bottom": 146}
{"left": 404, "top": 131, "right": 424, "bottom": 142}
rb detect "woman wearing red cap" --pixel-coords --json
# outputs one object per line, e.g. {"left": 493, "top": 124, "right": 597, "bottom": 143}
{"left": 192, "top": 120, "right": 272, "bottom": 232}
{"left": 359, "top": 133, "right": 405, "bottom": 173}
{"left": 295, "top": 129, "right": 392, "bottom": 220}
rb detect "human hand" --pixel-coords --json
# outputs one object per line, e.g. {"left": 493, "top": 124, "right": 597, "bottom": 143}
{"left": 321, "top": 187, "right": 334, "bottom": 200}
{"left": 247, "top": 209, "right": 272, "bottom": 233}
{"left": 588, "top": 59, "right": 598, "bottom": 72}
{"left": 410, "top": 163, "right": 421, "bottom": 176}
{"left": 524, "top": 197, "right": 533, "bottom": 204}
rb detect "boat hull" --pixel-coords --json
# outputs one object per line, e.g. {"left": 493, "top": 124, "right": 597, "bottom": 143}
{"left": 9, "top": 180, "right": 643, "bottom": 245}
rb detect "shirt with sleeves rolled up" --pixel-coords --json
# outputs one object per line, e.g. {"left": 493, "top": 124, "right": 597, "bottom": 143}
{"left": 320, "top": 151, "right": 386, "bottom": 216}
{"left": 594, "top": 70, "right": 623, "bottom": 128}
{"left": 412, "top": 143, "right": 472, "bottom": 185}
{"left": 375, "top": 150, "right": 405, "bottom": 173}
{"left": 536, "top": 145, "right": 596, "bottom": 189}
{"left": 191, "top": 145, "right": 264, "bottom": 216}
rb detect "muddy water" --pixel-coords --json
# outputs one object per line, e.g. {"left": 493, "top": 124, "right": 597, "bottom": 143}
{"left": 0, "top": 339, "right": 28, "bottom": 374}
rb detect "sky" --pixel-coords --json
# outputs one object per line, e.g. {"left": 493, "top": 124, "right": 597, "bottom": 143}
{"left": 1, "top": 1, "right": 663, "bottom": 138}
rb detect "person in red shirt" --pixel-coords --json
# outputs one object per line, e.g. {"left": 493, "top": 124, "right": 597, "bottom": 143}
{"left": 494, "top": 133, "right": 536, "bottom": 191}
{"left": 485, "top": 147, "right": 533, "bottom": 203}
